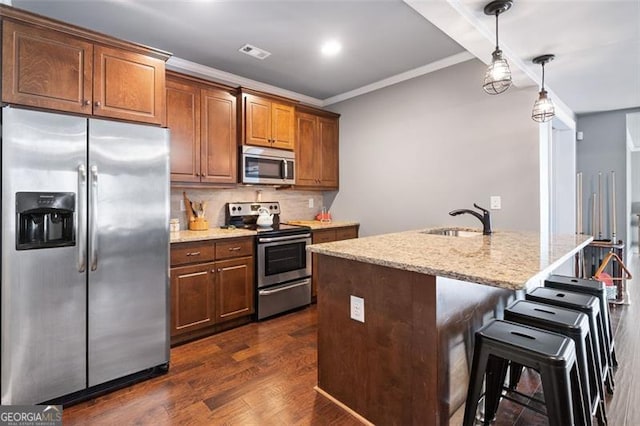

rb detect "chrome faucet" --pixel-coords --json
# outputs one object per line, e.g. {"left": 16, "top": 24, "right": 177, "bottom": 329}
{"left": 449, "top": 203, "right": 492, "bottom": 235}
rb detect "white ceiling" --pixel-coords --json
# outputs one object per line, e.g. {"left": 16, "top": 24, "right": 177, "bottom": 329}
{"left": 9, "top": 0, "right": 640, "bottom": 115}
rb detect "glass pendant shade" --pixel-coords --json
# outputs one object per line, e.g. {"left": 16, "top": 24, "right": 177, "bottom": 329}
{"left": 532, "top": 89, "right": 555, "bottom": 122}
{"left": 483, "top": 49, "right": 512, "bottom": 95}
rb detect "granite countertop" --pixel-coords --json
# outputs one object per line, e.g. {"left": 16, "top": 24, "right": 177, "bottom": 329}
{"left": 170, "top": 228, "right": 256, "bottom": 243}
{"left": 285, "top": 220, "right": 360, "bottom": 230}
{"left": 307, "top": 227, "right": 593, "bottom": 290}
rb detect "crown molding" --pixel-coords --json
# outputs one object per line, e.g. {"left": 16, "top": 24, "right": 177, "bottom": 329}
{"left": 166, "top": 56, "right": 324, "bottom": 107}
{"left": 323, "top": 51, "right": 474, "bottom": 106}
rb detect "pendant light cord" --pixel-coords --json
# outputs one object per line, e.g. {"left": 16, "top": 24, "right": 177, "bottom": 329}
{"left": 495, "top": 13, "right": 499, "bottom": 50}
{"left": 541, "top": 62, "right": 545, "bottom": 90}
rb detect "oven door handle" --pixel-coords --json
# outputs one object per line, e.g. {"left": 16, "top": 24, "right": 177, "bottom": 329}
{"left": 259, "top": 279, "right": 311, "bottom": 295}
{"left": 258, "top": 233, "right": 311, "bottom": 243}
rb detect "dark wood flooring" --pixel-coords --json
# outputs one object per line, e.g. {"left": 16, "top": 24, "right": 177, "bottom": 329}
{"left": 63, "top": 258, "right": 640, "bottom": 425}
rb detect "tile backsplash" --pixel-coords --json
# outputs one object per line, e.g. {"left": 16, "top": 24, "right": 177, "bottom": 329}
{"left": 171, "top": 187, "right": 325, "bottom": 230}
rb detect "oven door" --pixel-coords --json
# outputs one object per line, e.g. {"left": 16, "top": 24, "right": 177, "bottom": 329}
{"left": 257, "top": 234, "right": 311, "bottom": 288}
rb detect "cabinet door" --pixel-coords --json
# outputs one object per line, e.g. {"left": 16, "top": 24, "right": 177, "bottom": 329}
{"left": 201, "top": 88, "right": 237, "bottom": 184}
{"left": 2, "top": 20, "right": 93, "bottom": 114}
{"left": 93, "top": 45, "right": 165, "bottom": 125}
{"left": 271, "top": 102, "right": 295, "bottom": 150}
{"left": 166, "top": 78, "right": 201, "bottom": 182}
{"left": 170, "top": 262, "right": 216, "bottom": 336}
{"left": 215, "top": 256, "right": 255, "bottom": 322}
{"left": 319, "top": 117, "right": 339, "bottom": 188}
{"left": 295, "top": 112, "right": 319, "bottom": 186}
{"left": 244, "top": 94, "right": 271, "bottom": 147}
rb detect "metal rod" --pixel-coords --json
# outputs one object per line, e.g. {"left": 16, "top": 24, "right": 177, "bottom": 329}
{"left": 598, "top": 172, "right": 603, "bottom": 239}
{"left": 611, "top": 171, "right": 617, "bottom": 241}
{"left": 576, "top": 172, "right": 583, "bottom": 234}
{"left": 592, "top": 192, "right": 598, "bottom": 237}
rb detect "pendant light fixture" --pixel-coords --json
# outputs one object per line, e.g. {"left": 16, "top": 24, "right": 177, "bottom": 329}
{"left": 531, "top": 54, "right": 555, "bottom": 123}
{"left": 482, "top": 0, "right": 513, "bottom": 95}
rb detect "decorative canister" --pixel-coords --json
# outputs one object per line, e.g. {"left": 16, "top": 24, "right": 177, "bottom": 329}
{"left": 169, "top": 218, "right": 180, "bottom": 233}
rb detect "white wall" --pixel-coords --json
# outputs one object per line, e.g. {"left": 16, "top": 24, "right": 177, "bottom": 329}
{"left": 325, "top": 59, "right": 540, "bottom": 237}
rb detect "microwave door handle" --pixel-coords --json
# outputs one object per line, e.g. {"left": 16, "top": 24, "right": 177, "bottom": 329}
{"left": 281, "top": 159, "right": 287, "bottom": 180}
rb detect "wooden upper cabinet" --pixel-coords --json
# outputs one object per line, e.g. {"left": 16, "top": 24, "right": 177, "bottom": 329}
{"left": 295, "top": 112, "right": 319, "bottom": 187}
{"left": 318, "top": 116, "right": 339, "bottom": 187}
{"left": 271, "top": 102, "right": 295, "bottom": 150}
{"left": 244, "top": 94, "right": 271, "bottom": 147}
{"left": 295, "top": 108, "right": 339, "bottom": 189}
{"left": 242, "top": 93, "right": 295, "bottom": 150}
{"left": 166, "top": 78, "right": 201, "bottom": 182}
{"left": 0, "top": 9, "right": 169, "bottom": 125}
{"left": 2, "top": 20, "right": 93, "bottom": 114}
{"left": 93, "top": 45, "right": 165, "bottom": 125}
{"left": 166, "top": 72, "right": 237, "bottom": 185}
{"left": 201, "top": 88, "right": 237, "bottom": 184}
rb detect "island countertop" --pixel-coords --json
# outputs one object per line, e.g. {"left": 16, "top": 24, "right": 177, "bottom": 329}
{"left": 307, "top": 227, "right": 593, "bottom": 290}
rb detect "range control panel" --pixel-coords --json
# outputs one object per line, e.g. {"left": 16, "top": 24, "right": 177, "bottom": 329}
{"left": 227, "top": 202, "right": 281, "bottom": 217}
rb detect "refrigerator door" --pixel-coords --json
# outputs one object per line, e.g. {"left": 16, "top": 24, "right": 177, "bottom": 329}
{"left": 87, "top": 119, "right": 169, "bottom": 386}
{"left": 1, "top": 107, "right": 87, "bottom": 404}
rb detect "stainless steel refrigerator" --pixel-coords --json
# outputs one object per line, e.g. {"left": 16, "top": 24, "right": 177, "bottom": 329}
{"left": 1, "top": 107, "right": 170, "bottom": 405}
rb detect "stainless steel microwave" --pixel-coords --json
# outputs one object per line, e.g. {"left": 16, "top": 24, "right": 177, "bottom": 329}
{"left": 241, "top": 145, "right": 295, "bottom": 185}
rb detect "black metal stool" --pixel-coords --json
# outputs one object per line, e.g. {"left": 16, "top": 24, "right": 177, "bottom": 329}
{"left": 463, "top": 319, "right": 585, "bottom": 426}
{"left": 526, "top": 287, "right": 615, "bottom": 395}
{"left": 505, "top": 300, "right": 607, "bottom": 425}
{"left": 545, "top": 274, "right": 618, "bottom": 368}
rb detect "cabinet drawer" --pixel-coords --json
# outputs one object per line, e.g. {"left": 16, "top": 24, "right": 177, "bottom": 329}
{"left": 313, "top": 229, "right": 336, "bottom": 244}
{"left": 215, "top": 238, "right": 253, "bottom": 260}
{"left": 171, "top": 242, "right": 215, "bottom": 266}
{"left": 336, "top": 226, "right": 358, "bottom": 241}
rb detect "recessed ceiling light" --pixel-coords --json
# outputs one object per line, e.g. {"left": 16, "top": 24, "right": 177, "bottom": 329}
{"left": 239, "top": 44, "right": 271, "bottom": 60}
{"left": 321, "top": 40, "right": 342, "bottom": 56}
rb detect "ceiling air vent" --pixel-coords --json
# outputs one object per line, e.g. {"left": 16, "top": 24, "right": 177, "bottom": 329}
{"left": 239, "top": 44, "right": 271, "bottom": 60}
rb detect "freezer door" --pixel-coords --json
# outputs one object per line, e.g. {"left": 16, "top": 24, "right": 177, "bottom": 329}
{"left": 87, "top": 119, "right": 169, "bottom": 386}
{"left": 1, "top": 107, "right": 87, "bottom": 404}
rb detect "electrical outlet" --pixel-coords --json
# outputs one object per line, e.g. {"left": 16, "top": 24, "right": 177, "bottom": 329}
{"left": 308, "top": 198, "right": 314, "bottom": 208}
{"left": 490, "top": 196, "right": 501, "bottom": 210}
{"left": 180, "top": 199, "right": 186, "bottom": 211}
{"left": 350, "top": 296, "right": 365, "bottom": 323}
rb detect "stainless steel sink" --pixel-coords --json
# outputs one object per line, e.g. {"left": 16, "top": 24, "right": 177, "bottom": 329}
{"left": 423, "top": 228, "right": 483, "bottom": 237}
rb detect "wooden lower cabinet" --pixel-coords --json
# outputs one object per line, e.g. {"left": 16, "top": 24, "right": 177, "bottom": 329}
{"left": 171, "top": 262, "right": 215, "bottom": 336}
{"left": 170, "top": 237, "right": 255, "bottom": 345}
{"left": 311, "top": 225, "right": 359, "bottom": 298}
{"left": 216, "top": 256, "right": 254, "bottom": 322}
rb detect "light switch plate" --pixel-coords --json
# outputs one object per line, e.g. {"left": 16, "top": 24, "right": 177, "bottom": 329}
{"left": 180, "top": 199, "right": 186, "bottom": 211}
{"left": 490, "top": 196, "right": 501, "bottom": 210}
{"left": 308, "top": 198, "right": 314, "bottom": 208}
{"left": 350, "top": 295, "right": 365, "bottom": 323}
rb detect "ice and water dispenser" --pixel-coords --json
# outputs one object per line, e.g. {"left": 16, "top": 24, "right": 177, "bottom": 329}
{"left": 16, "top": 192, "right": 75, "bottom": 250}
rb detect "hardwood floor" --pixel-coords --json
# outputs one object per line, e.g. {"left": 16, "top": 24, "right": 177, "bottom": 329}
{"left": 63, "top": 258, "right": 640, "bottom": 425}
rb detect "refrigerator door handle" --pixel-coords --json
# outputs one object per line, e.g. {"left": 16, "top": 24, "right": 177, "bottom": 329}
{"left": 90, "top": 165, "right": 99, "bottom": 271}
{"left": 77, "top": 164, "right": 87, "bottom": 272}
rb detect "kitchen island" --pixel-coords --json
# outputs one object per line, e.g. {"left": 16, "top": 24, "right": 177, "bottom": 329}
{"left": 308, "top": 228, "right": 592, "bottom": 425}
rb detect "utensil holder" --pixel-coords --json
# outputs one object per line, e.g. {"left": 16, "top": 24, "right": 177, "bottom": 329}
{"left": 189, "top": 217, "right": 208, "bottom": 231}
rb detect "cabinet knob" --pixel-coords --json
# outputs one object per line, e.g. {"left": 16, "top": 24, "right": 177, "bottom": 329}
{"left": 94, "top": 101, "right": 101, "bottom": 107}
{"left": 195, "top": 172, "right": 200, "bottom": 177}
{"left": 83, "top": 100, "right": 91, "bottom": 106}
{"left": 217, "top": 268, "right": 222, "bottom": 273}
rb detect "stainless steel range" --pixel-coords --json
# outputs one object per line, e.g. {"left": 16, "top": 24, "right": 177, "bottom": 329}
{"left": 226, "top": 202, "right": 311, "bottom": 319}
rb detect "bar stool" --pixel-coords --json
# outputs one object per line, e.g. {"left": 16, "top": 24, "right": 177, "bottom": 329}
{"left": 545, "top": 274, "right": 618, "bottom": 367}
{"left": 526, "top": 287, "right": 615, "bottom": 395}
{"left": 463, "top": 319, "right": 586, "bottom": 426}
{"left": 505, "top": 300, "right": 607, "bottom": 425}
